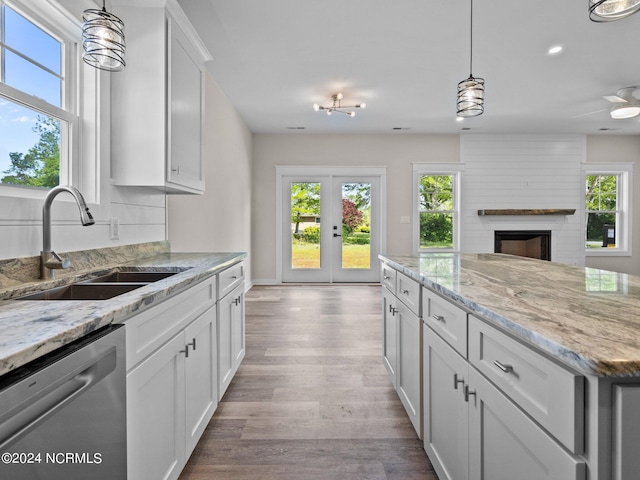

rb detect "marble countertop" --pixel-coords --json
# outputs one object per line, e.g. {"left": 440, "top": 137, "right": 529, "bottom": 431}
{"left": 0, "top": 252, "right": 246, "bottom": 376}
{"left": 380, "top": 253, "right": 640, "bottom": 377}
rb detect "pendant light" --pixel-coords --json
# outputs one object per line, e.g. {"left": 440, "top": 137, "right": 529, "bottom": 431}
{"left": 82, "top": 0, "right": 126, "bottom": 72}
{"left": 457, "top": 0, "right": 484, "bottom": 117}
{"left": 589, "top": 0, "right": 640, "bottom": 22}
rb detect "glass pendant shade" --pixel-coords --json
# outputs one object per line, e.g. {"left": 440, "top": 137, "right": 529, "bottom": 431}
{"left": 82, "top": 6, "right": 126, "bottom": 71}
{"left": 457, "top": 75, "right": 485, "bottom": 117}
{"left": 589, "top": 0, "right": 640, "bottom": 21}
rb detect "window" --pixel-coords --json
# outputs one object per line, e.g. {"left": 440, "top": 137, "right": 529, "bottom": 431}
{"left": 584, "top": 164, "right": 632, "bottom": 255}
{"left": 413, "top": 164, "right": 461, "bottom": 253}
{"left": 0, "top": 0, "right": 78, "bottom": 190}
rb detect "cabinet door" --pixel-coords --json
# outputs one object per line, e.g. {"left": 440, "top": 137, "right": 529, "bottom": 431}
{"left": 382, "top": 287, "right": 397, "bottom": 387}
{"left": 423, "top": 327, "right": 469, "bottom": 480}
{"left": 184, "top": 306, "right": 218, "bottom": 457}
{"left": 396, "top": 301, "right": 422, "bottom": 438}
{"left": 468, "top": 368, "right": 586, "bottom": 480}
{"left": 167, "top": 16, "right": 204, "bottom": 192}
{"left": 218, "top": 285, "right": 245, "bottom": 400}
{"left": 127, "top": 334, "right": 186, "bottom": 480}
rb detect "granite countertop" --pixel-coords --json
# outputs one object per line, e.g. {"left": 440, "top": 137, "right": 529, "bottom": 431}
{"left": 380, "top": 253, "right": 640, "bottom": 377}
{"left": 0, "top": 251, "right": 246, "bottom": 376}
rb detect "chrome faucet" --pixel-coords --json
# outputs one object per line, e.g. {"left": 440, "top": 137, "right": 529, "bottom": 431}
{"left": 41, "top": 186, "right": 95, "bottom": 279}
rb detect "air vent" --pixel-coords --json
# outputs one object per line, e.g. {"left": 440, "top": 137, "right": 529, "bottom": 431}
{"left": 392, "top": 127, "right": 412, "bottom": 131}
{"left": 287, "top": 126, "right": 306, "bottom": 130}
{"left": 461, "top": 127, "right": 471, "bottom": 131}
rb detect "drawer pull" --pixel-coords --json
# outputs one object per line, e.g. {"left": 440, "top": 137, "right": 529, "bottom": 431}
{"left": 231, "top": 275, "right": 238, "bottom": 279}
{"left": 188, "top": 338, "right": 197, "bottom": 351}
{"left": 494, "top": 360, "right": 514, "bottom": 374}
{"left": 431, "top": 314, "right": 445, "bottom": 323}
{"left": 463, "top": 384, "right": 476, "bottom": 402}
{"left": 383, "top": 275, "right": 391, "bottom": 280}
{"left": 401, "top": 289, "right": 410, "bottom": 295}
{"left": 180, "top": 345, "right": 189, "bottom": 358}
{"left": 390, "top": 307, "right": 397, "bottom": 316}
{"left": 453, "top": 373, "right": 465, "bottom": 390}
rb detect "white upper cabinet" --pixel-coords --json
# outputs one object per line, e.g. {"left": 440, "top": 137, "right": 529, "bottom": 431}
{"left": 111, "top": 1, "right": 209, "bottom": 194}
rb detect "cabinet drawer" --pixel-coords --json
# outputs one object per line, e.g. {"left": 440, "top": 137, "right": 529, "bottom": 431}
{"left": 396, "top": 271, "right": 420, "bottom": 316}
{"left": 218, "top": 261, "right": 244, "bottom": 300}
{"left": 123, "top": 276, "right": 216, "bottom": 370}
{"left": 469, "top": 317, "right": 584, "bottom": 454}
{"left": 423, "top": 287, "right": 468, "bottom": 358}
{"left": 381, "top": 262, "right": 396, "bottom": 293}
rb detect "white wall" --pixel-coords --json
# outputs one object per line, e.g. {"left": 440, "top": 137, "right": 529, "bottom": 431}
{"left": 460, "top": 135, "right": 585, "bottom": 266}
{"left": 586, "top": 135, "right": 640, "bottom": 275}
{"left": 167, "top": 73, "right": 253, "bottom": 281}
{"left": 251, "top": 133, "right": 640, "bottom": 283}
{"left": 251, "top": 134, "right": 459, "bottom": 284}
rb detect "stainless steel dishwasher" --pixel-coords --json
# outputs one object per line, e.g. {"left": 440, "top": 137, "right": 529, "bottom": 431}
{"left": 0, "top": 324, "right": 126, "bottom": 479}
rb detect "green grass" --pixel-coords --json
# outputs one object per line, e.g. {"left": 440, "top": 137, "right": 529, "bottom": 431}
{"left": 292, "top": 240, "right": 370, "bottom": 269}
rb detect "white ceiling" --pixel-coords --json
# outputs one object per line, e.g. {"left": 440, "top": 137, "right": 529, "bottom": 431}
{"left": 177, "top": 0, "right": 640, "bottom": 135}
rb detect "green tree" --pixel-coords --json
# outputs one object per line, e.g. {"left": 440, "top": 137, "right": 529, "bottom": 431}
{"left": 2, "top": 115, "right": 60, "bottom": 188}
{"left": 291, "top": 183, "right": 320, "bottom": 234}
{"left": 419, "top": 175, "right": 453, "bottom": 248}
{"left": 585, "top": 175, "right": 617, "bottom": 245}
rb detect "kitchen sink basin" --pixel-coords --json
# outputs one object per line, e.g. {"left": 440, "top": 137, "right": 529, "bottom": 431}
{"left": 15, "top": 283, "right": 146, "bottom": 301}
{"left": 79, "top": 271, "right": 178, "bottom": 283}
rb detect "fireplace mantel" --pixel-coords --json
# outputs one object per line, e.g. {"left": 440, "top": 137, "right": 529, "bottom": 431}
{"left": 477, "top": 209, "right": 576, "bottom": 216}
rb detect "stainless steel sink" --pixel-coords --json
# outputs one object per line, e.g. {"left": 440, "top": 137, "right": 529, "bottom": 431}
{"left": 79, "top": 271, "right": 178, "bottom": 283}
{"left": 15, "top": 283, "right": 145, "bottom": 301}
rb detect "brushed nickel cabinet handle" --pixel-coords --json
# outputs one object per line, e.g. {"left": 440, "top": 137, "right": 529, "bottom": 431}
{"left": 494, "top": 360, "right": 514, "bottom": 374}
{"left": 464, "top": 384, "right": 476, "bottom": 402}
{"left": 431, "top": 314, "right": 445, "bottom": 322}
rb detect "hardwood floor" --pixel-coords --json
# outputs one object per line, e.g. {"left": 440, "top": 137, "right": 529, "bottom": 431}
{"left": 179, "top": 285, "right": 438, "bottom": 480}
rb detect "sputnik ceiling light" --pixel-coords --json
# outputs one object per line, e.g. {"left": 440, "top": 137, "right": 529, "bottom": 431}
{"left": 82, "top": 0, "right": 126, "bottom": 71}
{"left": 589, "top": 0, "right": 640, "bottom": 21}
{"left": 456, "top": 0, "right": 485, "bottom": 117}
{"left": 313, "top": 93, "right": 366, "bottom": 117}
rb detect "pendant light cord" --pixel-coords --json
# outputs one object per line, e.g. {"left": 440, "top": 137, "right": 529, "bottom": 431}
{"left": 469, "top": 0, "right": 474, "bottom": 76}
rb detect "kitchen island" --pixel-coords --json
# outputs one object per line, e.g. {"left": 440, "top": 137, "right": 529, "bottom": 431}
{"left": 380, "top": 252, "right": 640, "bottom": 480}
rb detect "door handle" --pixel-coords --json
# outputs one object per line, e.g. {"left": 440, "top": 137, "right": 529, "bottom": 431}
{"left": 333, "top": 233, "right": 341, "bottom": 237}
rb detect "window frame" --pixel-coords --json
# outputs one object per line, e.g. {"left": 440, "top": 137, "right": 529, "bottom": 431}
{"left": 0, "top": 0, "right": 101, "bottom": 204}
{"left": 413, "top": 163, "right": 462, "bottom": 254}
{"left": 583, "top": 163, "right": 633, "bottom": 257}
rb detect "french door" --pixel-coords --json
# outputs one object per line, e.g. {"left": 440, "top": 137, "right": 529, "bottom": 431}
{"left": 280, "top": 172, "right": 382, "bottom": 283}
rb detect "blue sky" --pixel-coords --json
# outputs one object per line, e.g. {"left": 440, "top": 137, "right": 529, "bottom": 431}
{"left": 0, "top": 5, "right": 62, "bottom": 175}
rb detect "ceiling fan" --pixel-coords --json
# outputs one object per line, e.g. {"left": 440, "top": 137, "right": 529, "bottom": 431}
{"left": 602, "top": 87, "right": 640, "bottom": 118}
{"left": 573, "top": 86, "right": 640, "bottom": 119}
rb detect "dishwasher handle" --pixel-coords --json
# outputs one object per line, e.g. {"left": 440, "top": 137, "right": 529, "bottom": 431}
{"left": 0, "top": 346, "right": 117, "bottom": 450}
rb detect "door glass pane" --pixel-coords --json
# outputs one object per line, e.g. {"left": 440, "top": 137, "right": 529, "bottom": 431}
{"left": 341, "top": 182, "right": 371, "bottom": 269}
{"left": 291, "top": 182, "right": 321, "bottom": 269}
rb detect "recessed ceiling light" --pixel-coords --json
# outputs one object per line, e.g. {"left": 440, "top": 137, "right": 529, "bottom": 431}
{"left": 456, "top": 117, "right": 464, "bottom": 122}
{"left": 548, "top": 45, "right": 563, "bottom": 55}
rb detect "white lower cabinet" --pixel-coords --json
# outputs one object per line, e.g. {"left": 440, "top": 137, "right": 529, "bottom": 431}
{"left": 382, "top": 286, "right": 397, "bottom": 386}
{"left": 184, "top": 307, "right": 218, "bottom": 457}
{"left": 423, "top": 329, "right": 469, "bottom": 480}
{"left": 424, "top": 326, "right": 586, "bottom": 480}
{"left": 127, "top": 305, "right": 217, "bottom": 480}
{"left": 467, "top": 367, "right": 586, "bottom": 480}
{"left": 380, "top": 264, "right": 422, "bottom": 438}
{"left": 127, "top": 333, "right": 186, "bottom": 480}
{"left": 217, "top": 282, "right": 245, "bottom": 400}
{"left": 396, "top": 301, "right": 422, "bottom": 436}
{"left": 124, "top": 260, "right": 246, "bottom": 480}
